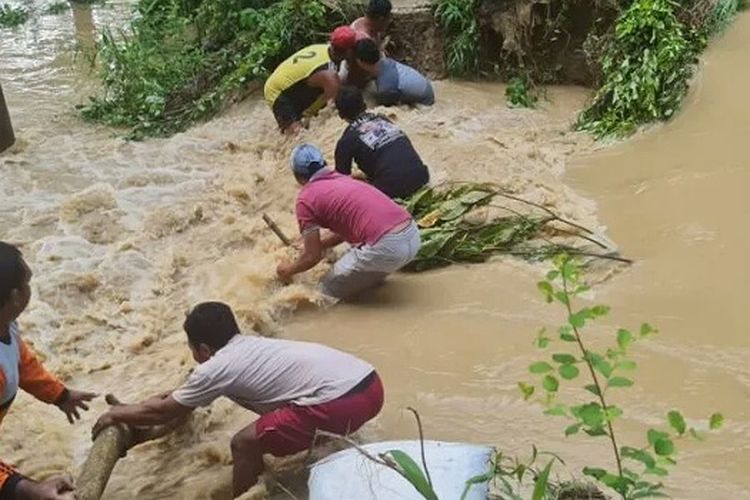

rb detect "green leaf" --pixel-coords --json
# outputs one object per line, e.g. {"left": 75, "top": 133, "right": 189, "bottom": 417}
{"left": 554, "top": 291, "right": 570, "bottom": 306}
{"left": 590, "top": 356, "right": 614, "bottom": 379}
{"left": 460, "top": 467, "right": 496, "bottom": 500}
{"left": 384, "top": 450, "right": 439, "bottom": 500}
{"left": 608, "top": 377, "right": 634, "bottom": 388}
{"left": 569, "top": 312, "right": 586, "bottom": 328}
{"left": 606, "top": 405, "right": 624, "bottom": 420}
{"left": 654, "top": 438, "right": 675, "bottom": 456}
{"left": 535, "top": 328, "right": 550, "bottom": 349}
{"left": 459, "top": 190, "right": 493, "bottom": 205}
{"left": 591, "top": 305, "right": 610, "bottom": 317}
{"left": 531, "top": 460, "right": 554, "bottom": 500}
{"left": 584, "top": 427, "right": 608, "bottom": 437}
{"left": 709, "top": 413, "right": 724, "bottom": 430}
{"left": 558, "top": 325, "right": 576, "bottom": 342}
{"left": 667, "top": 410, "right": 686, "bottom": 435}
{"left": 645, "top": 466, "right": 669, "bottom": 477}
{"left": 518, "top": 382, "right": 535, "bottom": 400}
{"left": 542, "top": 375, "right": 559, "bottom": 392}
{"left": 537, "top": 281, "right": 553, "bottom": 302}
{"left": 617, "top": 329, "right": 633, "bottom": 350}
{"left": 561, "top": 260, "right": 578, "bottom": 282}
{"left": 640, "top": 323, "right": 656, "bottom": 336}
{"left": 621, "top": 446, "right": 656, "bottom": 468}
{"left": 617, "top": 360, "right": 637, "bottom": 371}
{"left": 565, "top": 423, "right": 581, "bottom": 436}
{"left": 582, "top": 467, "right": 606, "bottom": 480}
{"left": 584, "top": 384, "right": 601, "bottom": 396}
{"left": 546, "top": 270, "right": 559, "bottom": 281}
{"left": 600, "top": 472, "right": 629, "bottom": 492}
{"left": 530, "top": 362, "right": 553, "bottom": 374}
{"left": 552, "top": 353, "right": 577, "bottom": 365}
{"left": 578, "top": 403, "right": 604, "bottom": 428}
{"left": 647, "top": 429, "right": 670, "bottom": 447}
{"left": 544, "top": 405, "right": 567, "bottom": 416}
{"left": 559, "top": 364, "right": 580, "bottom": 380}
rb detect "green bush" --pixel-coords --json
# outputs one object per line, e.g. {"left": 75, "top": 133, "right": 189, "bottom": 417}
{"left": 506, "top": 75, "right": 538, "bottom": 108}
{"left": 0, "top": 3, "right": 29, "bottom": 27}
{"left": 80, "top": 0, "right": 346, "bottom": 139}
{"left": 576, "top": 0, "right": 705, "bottom": 138}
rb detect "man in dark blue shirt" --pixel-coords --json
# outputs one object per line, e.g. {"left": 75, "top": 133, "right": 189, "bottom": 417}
{"left": 354, "top": 39, "right": 435, "bottom": 106}
{"left": 334, "top": 86, "right": 429, "bottom": 199}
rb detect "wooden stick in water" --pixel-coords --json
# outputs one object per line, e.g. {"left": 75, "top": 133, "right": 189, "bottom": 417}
{"left": 262, "top": 213, "right": 292, "bottom": 246}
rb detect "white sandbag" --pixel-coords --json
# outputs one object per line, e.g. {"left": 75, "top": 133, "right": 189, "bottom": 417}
{"left": 308, "top": 440, "right": 493, "bottom": 500}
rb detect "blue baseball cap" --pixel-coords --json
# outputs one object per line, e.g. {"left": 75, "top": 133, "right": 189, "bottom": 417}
{"left": 290, "top": 143, "right": 327, "bottom": 177}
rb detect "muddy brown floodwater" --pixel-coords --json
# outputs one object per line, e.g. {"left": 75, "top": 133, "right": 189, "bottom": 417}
{"left": 0, "top": 1, "right": 748, "bottom": 499}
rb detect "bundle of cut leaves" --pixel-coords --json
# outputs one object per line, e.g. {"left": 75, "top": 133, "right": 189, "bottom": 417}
{"left": 400, "top": 183, "right": 629, "bottom": 272}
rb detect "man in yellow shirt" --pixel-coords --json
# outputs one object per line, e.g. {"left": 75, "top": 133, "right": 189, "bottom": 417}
{"left": 264, "top": 29, "right": 357, "bottom": 135}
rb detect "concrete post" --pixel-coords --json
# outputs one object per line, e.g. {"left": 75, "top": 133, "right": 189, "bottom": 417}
{"left": 0, "top": 82, "right": 14, "bottom": 153}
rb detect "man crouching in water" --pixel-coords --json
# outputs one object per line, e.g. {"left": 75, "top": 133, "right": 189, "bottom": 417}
{"left": 277, "top": 144, "right": 421, "bottom": 299}
{"left": 93, "top": 302, "right": 383, "bottom": 497}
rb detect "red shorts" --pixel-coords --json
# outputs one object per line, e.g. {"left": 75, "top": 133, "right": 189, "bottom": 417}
{"left": 255, "top": 372, "right": 384, "bottom": 456}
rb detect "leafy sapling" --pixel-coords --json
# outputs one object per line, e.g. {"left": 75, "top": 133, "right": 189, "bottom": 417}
{"left": 521, "top": 255, "right": 724, "bottom": 499}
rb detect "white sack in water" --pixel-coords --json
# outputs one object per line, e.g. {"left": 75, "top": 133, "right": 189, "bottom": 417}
{"left": 308, "top": 440, "right": 493, "bottom": 500}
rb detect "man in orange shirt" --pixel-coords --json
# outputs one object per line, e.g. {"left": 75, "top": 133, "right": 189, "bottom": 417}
{"left": 0, "top": 242, "right": 96, "bottom": 499}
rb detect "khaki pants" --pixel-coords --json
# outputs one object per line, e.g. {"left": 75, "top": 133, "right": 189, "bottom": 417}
{"left": 321, "top": 221, "right": 421, "bottom": 300}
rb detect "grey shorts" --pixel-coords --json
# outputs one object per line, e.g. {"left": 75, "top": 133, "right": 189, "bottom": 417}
{"left": 322, "top": 221, "right": 421, "bottom": 300}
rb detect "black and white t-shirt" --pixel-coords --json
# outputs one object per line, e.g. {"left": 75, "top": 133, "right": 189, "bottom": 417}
{"left": 334, "top": 113, "right": 429, "bottom": 199}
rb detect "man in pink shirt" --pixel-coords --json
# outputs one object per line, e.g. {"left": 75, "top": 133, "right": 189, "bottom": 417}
{"left": 276, "top": 143, "right": 421, "bottom": 299}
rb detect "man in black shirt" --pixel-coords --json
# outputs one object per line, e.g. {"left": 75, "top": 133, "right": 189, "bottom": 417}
{"left": 334, "top": 86, "right": 429, "bottom": 199}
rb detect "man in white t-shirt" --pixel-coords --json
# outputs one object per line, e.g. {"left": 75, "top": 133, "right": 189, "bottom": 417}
{"left": 92, "top": 302, "right": 383, "bottom": 497}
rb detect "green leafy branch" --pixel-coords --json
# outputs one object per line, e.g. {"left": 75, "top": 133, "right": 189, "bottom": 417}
{"left": 400, "top": 183, "right": 631, "bottom": 272}
{"left": 576, "top": 0, "right": 705, "bottom": 138}
{"left": 521, "top": 255, "right": 724, "bottom": 499}
{"left": 506, "top": 75, "right": 539, "bottom": 109}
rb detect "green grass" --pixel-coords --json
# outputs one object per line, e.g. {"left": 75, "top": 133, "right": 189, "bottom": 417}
{"left": 435, "top": 0, "right": 480, "bottom": 75}
{"left": 44, "top": 1, "right": 71, "bottom": 15}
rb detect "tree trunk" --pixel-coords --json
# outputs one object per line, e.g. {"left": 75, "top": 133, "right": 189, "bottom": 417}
{"left": 0, "top": 82, "right": 14, "bottom": 153}
{"left": 75, "top": 426, "right": 134, "bottom": 500}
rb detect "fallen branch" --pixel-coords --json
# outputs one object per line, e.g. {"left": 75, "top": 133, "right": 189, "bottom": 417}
{"left": 402, "top": 183, "right": 631, "bottom": 271}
